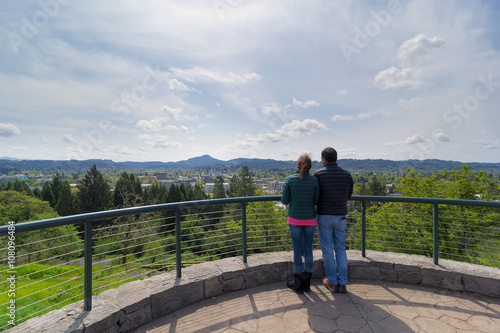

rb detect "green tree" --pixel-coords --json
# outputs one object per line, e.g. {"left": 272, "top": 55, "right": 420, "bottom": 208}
{"left": 0, "top": 191, "right": 83, "bottom": 264}
{"left": 365, "top": 166, "right": 500, "bottom": 267}
{"left": 230, "top": 166, "right": 257, "bottom": 197}
{"left": 55, "top": 180, "right": 79, "bottom": 216}
{"left": 51, "top": 172, "right": 63, "bottom": 205}
{"left": 213, "top": 176, "right": 226, "bottom": 199}
{"left": 143, "top": 181, "right": 168, "bottom": 204}
{"left": 41, "top": 181, "right": 55, "bottom": 207}
{"left": 246, "top": 199, "right": 289, "bottom": 253}
{"left": 78, "top": 164, "right": 112, "bottom": 213}
{"left": 114, "top": 172, "right": 143, "bottom": 208}
{"left": 1, "top": 179, "right": 32, "bottom": 196}
{"left": 166, "top": 184, "right": 182, "bottom": 203}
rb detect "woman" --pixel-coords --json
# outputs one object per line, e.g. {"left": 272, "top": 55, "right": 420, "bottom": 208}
{"left": 281, "top": 154, "right": 319, "bottom": 293}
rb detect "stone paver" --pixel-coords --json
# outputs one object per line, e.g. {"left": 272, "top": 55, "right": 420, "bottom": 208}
{"left": 132, "top": 279, "right": 500, "bottom": 333}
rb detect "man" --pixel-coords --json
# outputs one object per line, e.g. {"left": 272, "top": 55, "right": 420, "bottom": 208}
{"left": 314, "top": 147, "right": 353, "bottom": 294}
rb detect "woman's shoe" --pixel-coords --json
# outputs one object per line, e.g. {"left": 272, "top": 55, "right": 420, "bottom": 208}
{"left": 301, "top": 272, "right": 312, "bottom": 292}
{"left": 287, "top": 273, "right": 304, "bottom": 294}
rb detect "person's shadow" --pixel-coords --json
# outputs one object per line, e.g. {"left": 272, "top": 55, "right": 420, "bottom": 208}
{"left": 302, "top": 280, "right": 416, "bottom": 332}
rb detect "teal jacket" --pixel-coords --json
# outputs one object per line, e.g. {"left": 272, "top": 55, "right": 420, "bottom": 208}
{"left": 281, "top": 171, "right": 319, "bottom": 219}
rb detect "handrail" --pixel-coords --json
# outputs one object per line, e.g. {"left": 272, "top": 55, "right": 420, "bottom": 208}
{"left": 1, "top": 195, "right": 498, "bottom": 313}
{"left": 0, "top": 196, "right": 281, "bottom": 235}
{"left": 2, "top": 195, "right": 498, "bottom": 235}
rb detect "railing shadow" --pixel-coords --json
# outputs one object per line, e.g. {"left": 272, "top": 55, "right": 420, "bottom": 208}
{"left": 132, "top": 278, "right": 500, "bottom": 333}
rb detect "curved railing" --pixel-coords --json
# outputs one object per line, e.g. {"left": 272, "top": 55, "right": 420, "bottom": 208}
{"left": 0, "top": 195, "right": 498, "bottom": 330}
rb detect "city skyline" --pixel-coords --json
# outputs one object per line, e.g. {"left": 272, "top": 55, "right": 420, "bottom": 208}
{"left": 1, "top": 1, "right": 500, "bottom": 163}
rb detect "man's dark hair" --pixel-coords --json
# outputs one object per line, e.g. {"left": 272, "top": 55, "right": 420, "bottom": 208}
{"left": 321, "top": 147, "right": 337, "bottom": 163}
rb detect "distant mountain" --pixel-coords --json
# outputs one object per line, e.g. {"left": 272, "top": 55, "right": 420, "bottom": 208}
{"left": 1, "top": 156, "right": 499, "bottom": 174}
{"left": 0, "top": 156, "right": 25, "bottom": 161}
{"left": 173, "top": 155, "right": 225, "bottom": 168}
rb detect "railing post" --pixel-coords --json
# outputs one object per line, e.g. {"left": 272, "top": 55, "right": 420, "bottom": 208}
{"left": 361, "top": 200, "right": 366, "bottom": 257}
{"left": 242, "top": 202, "right": 247, "bottom": 263}
{"left": 175, "top": 207, "right": 182, "bottom": 278}
{"left": 433, "top": 203, "right": 439, "bottom": 265}
{"left": 84, "top": 220, "right": 93, "bottom": 311}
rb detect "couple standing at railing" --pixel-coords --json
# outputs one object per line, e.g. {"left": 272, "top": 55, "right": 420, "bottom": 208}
{"left": 281, "top": 147, "right": 354, "bottom": 294}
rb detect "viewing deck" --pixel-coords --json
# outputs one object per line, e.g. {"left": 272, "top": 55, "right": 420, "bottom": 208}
{"left": 134, "top": 280, "right": 499, "bottom": 333}
{"left": 6, "top": 250, "right": 500, "bottom": 332}
{"left": 0, "top": 195, "right": 499, "bottom": 332}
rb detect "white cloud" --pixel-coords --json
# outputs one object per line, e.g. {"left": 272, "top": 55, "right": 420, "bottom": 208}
{"left": 137, "top": 118, "right": 166, "bottom": 131}
{"left": 374, "top": 67, "right": 425, "bottom": 90}
{"left": 337, "top": 89, "right": 349, "bottom": 95}
{"left": 161, "top": 106, "right": 198, "bottom": 121}
{"left": 234, "top": 119, "right": 327, "bottom": 149}
{"left": 292, "top": 98, "right": 320, "bottom": 108}
{"left": 404, "top": 134, "right": 427, "bottom": 144}
{"left": 137, "top": 134, "right": 182, "bottom": 150}
{"left": 39, "top": 135, "right": 48, "bottom": 144}
{"left": 0, "top": 123, "right": 20, "bottom": 137}
{"left": 375, "top": 34, "right": 444, "bottom": 91}
{"left": 398, "top": 34, "right": 445, "bottom": 65}
{"left": 167, "top": 79, "right": 190, "bottom": 92}
{"left": 398, "top": 97, "right": 424, "bottom": 110}
{"left": 109, "top": 145, "right": 137, "bottom": 155}
{"left": 170, "top": 67, "right": 261, "bottom": 84}
{"left": 384, "top": 133, "right": 428, "bottom": 146}
{"left": 153, "top": 141, "right": 182, "bottom": 150}
{"left": 12, "top": 146, "right": 28, "bottom": 151}
{"left": 63, "top": 134, "right": 76, "bottom": 144}
{"left": 332, "top": 112, "right": 375, "bottom": 122}
{"left": 332, "top": 109, "right": 391, "bottom": 122}
{"left": 260, "top": 103, "right": 283, "bottom": 116}
{"left": 434, "top": 132, "right": 451, "bottom": 142}
{"left": 479, "top": 139, "right": 499, "bottom": 150}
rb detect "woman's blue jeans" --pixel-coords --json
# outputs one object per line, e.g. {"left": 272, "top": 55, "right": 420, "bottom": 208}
{"left": 289, "top": 224, "right": 316, "bottom": 274}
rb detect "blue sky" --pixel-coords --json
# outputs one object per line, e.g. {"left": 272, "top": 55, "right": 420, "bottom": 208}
{"left": 1, "top": 0, "right": 499, "bottom": 163}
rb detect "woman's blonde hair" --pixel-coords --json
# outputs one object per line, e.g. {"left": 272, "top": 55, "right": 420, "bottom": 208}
{"left": 297, "top": 154, "right": 312, "bottom": 180}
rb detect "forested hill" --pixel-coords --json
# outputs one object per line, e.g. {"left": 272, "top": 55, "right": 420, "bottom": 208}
{"left": 1, "top": 155, "right": 499, "bottom": 174}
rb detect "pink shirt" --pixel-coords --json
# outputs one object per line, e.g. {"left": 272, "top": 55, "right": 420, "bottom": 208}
{"left": 287, "top": 217, "right": 317, "bottom": 226}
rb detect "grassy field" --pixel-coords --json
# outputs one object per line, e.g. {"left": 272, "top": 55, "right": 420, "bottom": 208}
{"left": 0, "top": 261, "right": 157, "bottom": 331}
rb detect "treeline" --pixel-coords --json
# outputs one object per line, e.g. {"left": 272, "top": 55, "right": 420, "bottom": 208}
{"left": 0, "top": 165, "right": 258, "bottom": 218}
{"left": 0, "top": 164, "right": 260, "bottom": 264}
{"left": 348, "top": 166, "right": 500, "bottom": 267}
{"left": 1, "top": 165, "right": 498, "bottom": 268}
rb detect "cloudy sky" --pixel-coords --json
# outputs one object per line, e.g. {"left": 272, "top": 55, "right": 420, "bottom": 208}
{"left": 1, "top": 0, "right": 499, "bottom": 163}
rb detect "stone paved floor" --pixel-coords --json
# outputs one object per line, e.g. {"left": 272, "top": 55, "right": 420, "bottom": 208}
{"left": 132, "top": 279, "right": 500, "bottom": 333}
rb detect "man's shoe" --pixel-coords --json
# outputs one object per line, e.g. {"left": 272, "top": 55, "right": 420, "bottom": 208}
{"left": 322, "top": 277, "right": 339, "bottom": 293}
{"left": 339, "top": 284, "right": 347, "bottom": 294}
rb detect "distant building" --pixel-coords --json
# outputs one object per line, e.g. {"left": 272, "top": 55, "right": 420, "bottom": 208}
{"left": 159, "top": 179, "right": 192, "bottom": 191}
{"left": 268, "top": 180, "right": 284, "bottom": 192}
{"left": 203, "top": 176, "right": 214, "bottom": 183}
{"left": 156, "top": 172, "right": 168, "bottom": 180}
{"left": 0, "top": 175, "right": 16, "bottom": 184}
{"left": 0, "top": 174, "right": 28, "bottom": 184}
{"left": 204, "top": 182, "right": 230, "bottom": 193}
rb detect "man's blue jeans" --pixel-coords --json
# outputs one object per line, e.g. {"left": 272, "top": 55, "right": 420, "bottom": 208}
{"left": 289, "top": 224, "right": 316, "bottom": 274}
{"left": 317, "top": 215, "right": 348, "bottom": 285}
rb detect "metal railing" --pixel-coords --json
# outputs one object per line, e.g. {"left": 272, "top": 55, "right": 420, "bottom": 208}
{"left": 0, "top": 195, "right": 498, "bottom": 330}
